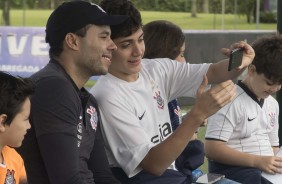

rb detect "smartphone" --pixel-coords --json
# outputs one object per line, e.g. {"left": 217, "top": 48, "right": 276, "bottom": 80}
{"left": 196, "top": 173, "right": 225, "bottom": 184}
{"left": 228, "top": 48, "right": 244, "bottom": 71}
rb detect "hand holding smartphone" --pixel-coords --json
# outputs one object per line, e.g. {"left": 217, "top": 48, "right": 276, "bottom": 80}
{"left": 228, "top": 48, "right": 244, "bottom": 71}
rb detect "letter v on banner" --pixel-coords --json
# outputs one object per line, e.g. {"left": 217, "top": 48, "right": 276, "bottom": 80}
{"left": 0, "top": 26, "right": 49, "bottom": 77}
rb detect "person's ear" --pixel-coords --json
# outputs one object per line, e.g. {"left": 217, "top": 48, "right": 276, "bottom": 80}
{"left": 247, "top": 64, "right": 256, "bottom": 76}
{"left": 65, "top": 33, "right": 79, "bottom": 51}
{"left": 0, "top": 114, "right": 7, "bottom": 132}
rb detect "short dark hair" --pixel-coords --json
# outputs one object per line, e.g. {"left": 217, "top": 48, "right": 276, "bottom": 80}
{"left": 143, "top": 20, "right": 185, "bottom": 60}
{"left": 251, "top": 34, "right": 282, "bottom": 84}
{"left": 100, "top": 0, "right": 142, "bottom": 39}
{"left": 0, "top": 72, "right": 35, "bottom": 125}
{"left": 46, "top": 1, "right": 128, "bottom": 59}
{"left": 49, "top": 25, "right": 91, "bottom": 59}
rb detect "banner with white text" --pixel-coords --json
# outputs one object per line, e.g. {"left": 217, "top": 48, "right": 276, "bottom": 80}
{"left": 0, "top": 26, "right": 49, "bottom": 77}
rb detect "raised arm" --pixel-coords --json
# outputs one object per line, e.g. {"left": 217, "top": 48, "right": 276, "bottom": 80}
{"left": 207, "top": 41, "right": 255, "bottom": 84}
{"left": 140, "top": 77, "right": 237, "bottom": 175}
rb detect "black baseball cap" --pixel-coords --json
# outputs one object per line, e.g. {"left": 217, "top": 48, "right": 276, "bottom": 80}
{"left": 45, "top": 1, "right": 128, "bottom": 46}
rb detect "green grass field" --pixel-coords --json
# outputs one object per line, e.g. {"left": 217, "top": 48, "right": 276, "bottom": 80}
{"left": 1, "top": 9, "right": 277, "bottom": 30}
{"left": 2, "top": 9, "right": 277, "bottom": 174}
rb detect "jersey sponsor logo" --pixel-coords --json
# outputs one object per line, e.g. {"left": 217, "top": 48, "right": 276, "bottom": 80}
{"left": 153, "top": 91, "right": 164, "bottom": 109}
{"left": 77, "top": 121, "right": 83, "bottom": 147}
{"left": 86, "top": 106, "right": 98, "bottom": 131}
{"left": 77, "top": 121, "right": 83, "bottom": 134}
{"left": 5, "top": 169, "right": 16, "bottom": 184}
{"left": 138, "top": 111, "right": 146, "bottom": 120}
{"left": 151, "top": 122, "right": 172, "bottom": 143}
{"left": 247, "top": 117, "right": 256, "bottom": 121}
{"left": 268, "top": 112, "right": 276, "bottom": 127}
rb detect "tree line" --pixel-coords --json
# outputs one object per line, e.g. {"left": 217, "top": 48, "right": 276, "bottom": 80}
{"left": 1, "top": 0, "right": 276, "bottom": 26}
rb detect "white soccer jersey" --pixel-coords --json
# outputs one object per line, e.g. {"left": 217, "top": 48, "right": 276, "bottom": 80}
{"left": 206, "top": 81, "right": 279, "bottom": 156}
{"left": 91, "top": 58, "right": 210, "bottom": 177}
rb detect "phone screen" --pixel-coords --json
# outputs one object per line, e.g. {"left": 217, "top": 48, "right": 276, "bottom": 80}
{"left": 228, "top": 48, "right": 244, "bottom": 71}
{"left": 196, "top": 173, "right": 225, "bottom": 184}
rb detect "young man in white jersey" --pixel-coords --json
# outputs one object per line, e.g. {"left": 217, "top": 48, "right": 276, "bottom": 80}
{"left": 90, "top": 0, "right": 254, "bottom": 183}
{"left": 205, "top": 35, "right": 282, "bottom": 184}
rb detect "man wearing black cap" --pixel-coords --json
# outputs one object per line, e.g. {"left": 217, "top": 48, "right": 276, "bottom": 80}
{"left": 16, "top": 1, "right": 127, "bottom": 184}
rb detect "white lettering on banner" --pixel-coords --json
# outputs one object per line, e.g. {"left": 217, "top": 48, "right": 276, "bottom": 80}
{"left": 0, "top": 65, "right": 40, "bottom": 73}
{"left": 2, "top": 33, "right": 48, "bottom": 56}
{"left": 31, "top": 36, "right": 48, "bottom": 56}
{"left": 7, "top": 34, "right": 28, "bottom": 55}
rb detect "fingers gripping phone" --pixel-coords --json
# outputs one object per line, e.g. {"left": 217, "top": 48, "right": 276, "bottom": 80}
{"left": 228, "top": 48, "right": 244, "bottom": 71}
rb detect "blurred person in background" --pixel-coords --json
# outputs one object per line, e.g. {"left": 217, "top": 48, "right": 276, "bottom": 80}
{"left": 143, "top": 20, "right": 205, "bottom": 182}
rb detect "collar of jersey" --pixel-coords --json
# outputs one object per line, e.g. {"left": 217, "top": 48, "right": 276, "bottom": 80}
{"left": 237, "top": 80, "right": 264, "bottom": 107}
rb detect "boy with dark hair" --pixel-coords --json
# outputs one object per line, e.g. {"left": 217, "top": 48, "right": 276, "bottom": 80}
{"left": 16, "top": 1, "right": 127, "bottom": 183}
{"left": 205, "top": 35, "right": 282, "bottom": 184}
{"left": 143, "top": 20, "right": 205, "bottom": 182}
{"left": 0, "top": 71, "right": 35, "bottom": 184}
{"left": 90, "top": 0, "right": 254, "bottom": 183}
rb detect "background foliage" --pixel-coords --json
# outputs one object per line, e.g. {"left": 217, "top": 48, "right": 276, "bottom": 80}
{"left": 1, "top": 0, "right": 277, "bottom": 26}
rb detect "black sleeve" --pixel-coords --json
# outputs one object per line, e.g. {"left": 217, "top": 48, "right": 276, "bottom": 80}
{"left": 32, "top": 77, "right": 85, "bottom": 184}
{"left": 38, "top": 133, "right": 85, "bottom": 184}
{"left": 88, "top": 124, "right": 121, "bottom": 184}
